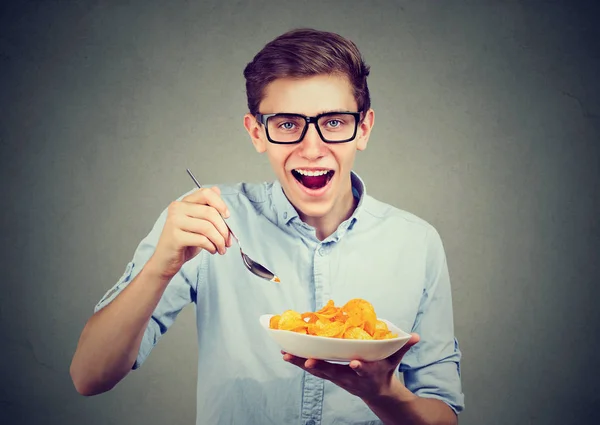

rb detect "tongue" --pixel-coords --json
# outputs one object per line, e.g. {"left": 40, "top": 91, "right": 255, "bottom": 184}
{"left": 300, "top": 174, "right": 328, "bottom": 190}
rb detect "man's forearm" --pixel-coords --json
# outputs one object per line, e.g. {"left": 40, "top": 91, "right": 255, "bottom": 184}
{"left": 69, "top": 257, "right": 172, "bottom": 396}
{"left": 364, "top": 379, "right": 457, "bottom": 425}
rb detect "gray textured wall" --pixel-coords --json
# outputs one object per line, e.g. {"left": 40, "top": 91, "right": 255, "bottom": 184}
{"left": 1, "top": 1, "right": 599, "bottom": 424}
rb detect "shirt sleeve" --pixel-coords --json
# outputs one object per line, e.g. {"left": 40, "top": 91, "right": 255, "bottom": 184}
{"left": 93, "top": 205, "right": 203, "bottom": 370}
{"left": 399, "top": 226, "right": 465, "bottom": 414}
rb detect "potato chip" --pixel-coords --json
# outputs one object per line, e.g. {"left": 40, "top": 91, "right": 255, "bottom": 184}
{"left": 301, "top": 312, "right": 319, "bottom": 324}
{"left": 374, "top": 320, "right": 398, "bottom": 339}
{"left": 269, "top": 299, "right": 397, "bottom": 340}
{"left": 343, "top": 326, "right": 373, "bottom": 340}
{"left": 333, "top": 310, "right": 348, "bottom": 323}
{"left": 269, "top": 315, "right": 281, "bottom": 329}
{"left": 314, "top": 300, "right": 338, "bottom": 320}
{"left": 278, "top": 310, "right": 307, "bottom": 332}
{"left": 342, "top": 298, "right": 377, "bottom": 335}
{"left": 375, "top": 319, "right": 389, "bottom": 332}
{"left": 317, "top": 300, "right": 335, "bottom": 313}
{"left": 310, "top": 319, "right": 346, "bottom": 338}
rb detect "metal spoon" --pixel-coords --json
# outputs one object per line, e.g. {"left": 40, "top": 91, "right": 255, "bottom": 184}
{"left": 186, "top": 168, "right": 280, "bottom": 283}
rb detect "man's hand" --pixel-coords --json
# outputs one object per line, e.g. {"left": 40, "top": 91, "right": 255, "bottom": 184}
{"left": 282, "top": 333, "right": 456, "bottom": 425}
{"left": 282, "top": 333, "right": 420, "bottom": 400}
{"left": 148, "top": 186, "right": 232, "bottom": 280}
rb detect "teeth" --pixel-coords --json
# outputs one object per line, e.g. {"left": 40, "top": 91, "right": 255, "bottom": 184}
{"left": 294, "top": 169, "right": 330, "bottom": 177}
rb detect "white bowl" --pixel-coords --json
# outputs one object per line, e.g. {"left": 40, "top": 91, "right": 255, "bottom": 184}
{"left": 259, "top": 314, "right": 412, "bottom": 362}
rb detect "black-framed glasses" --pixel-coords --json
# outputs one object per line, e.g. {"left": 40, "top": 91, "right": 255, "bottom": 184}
{"left": 255, "top": 111, "right": 362, "bottom": 144}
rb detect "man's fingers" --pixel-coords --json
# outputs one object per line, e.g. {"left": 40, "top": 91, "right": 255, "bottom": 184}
{"left": 283, "top": 352, "right": 323, "bottom": 371}
{"left": 349, "top": 360, "right": 368, "bottom": 376}
{"left": 176, "top": 229, "right": 218, "bottom": 255}
{"left": 348, "top": 359, "right": 388, "bottom": 377}
{"left": 177, "top": 203, "right": 230, "bottom": 250}
{"left": 282, "top": 352, "right": 356, "bottom": 381}
{"left": 282, "top": 352, "right": 309, "bottom": 369}
{"left": 182, "top": 186, "right": 230, "bottom": 218}
{"left": 176, "top": 215, "right": 228, "bottom": 255}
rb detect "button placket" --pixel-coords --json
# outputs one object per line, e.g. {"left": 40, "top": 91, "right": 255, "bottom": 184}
{"left": 300, "top": 372, "right": 324, "bottom": 425}
{"left": 317, "top": 242, "right": 332, "bottom": 257}
{"left": 301, "top": 244, "right": 329, "bottom": 425}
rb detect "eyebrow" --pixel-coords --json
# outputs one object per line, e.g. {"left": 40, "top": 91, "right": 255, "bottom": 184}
{"left": 319, "top": 109, "right": 352, "bottom": 114}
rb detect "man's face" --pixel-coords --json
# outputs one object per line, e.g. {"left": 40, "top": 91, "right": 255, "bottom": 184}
{"left": 244, "top": 74, "right": 374, "bottom": 221}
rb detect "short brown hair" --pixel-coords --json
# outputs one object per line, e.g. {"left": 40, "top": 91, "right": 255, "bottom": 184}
{"left": 243, "top": 28, "right": 371, "bottom": 116}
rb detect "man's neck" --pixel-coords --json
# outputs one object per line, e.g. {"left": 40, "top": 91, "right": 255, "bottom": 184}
{"left": 300, "top": 187, "right": 358, "bottom": 241}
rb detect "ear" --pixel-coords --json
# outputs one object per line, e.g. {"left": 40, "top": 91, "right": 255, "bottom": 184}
{"left": 356, "top": 109, "right": 374, "bottom": 151}
{"left": 244, "top": 113, "right": 267, "bottom": 153}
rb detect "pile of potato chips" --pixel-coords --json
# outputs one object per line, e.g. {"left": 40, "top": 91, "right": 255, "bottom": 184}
{"left": 269, "top": 299, "right": 398, "bottom": 340}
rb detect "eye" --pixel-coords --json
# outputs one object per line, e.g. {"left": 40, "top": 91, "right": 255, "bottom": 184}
{"left": 326, "top": 119, "right": 341, "bottom": 128}
{"left": 280, "top": 121, "right": 297, "bottom": 130}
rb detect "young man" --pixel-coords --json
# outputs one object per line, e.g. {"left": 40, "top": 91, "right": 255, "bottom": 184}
{"left": 70, "top": 28, "right": 464, "bottom": 424}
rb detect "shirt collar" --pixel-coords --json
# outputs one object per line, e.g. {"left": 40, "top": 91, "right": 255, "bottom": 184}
{"left": 270, "top": 170, "right": 367, "bottom": 229}
{"left": 271, "top": 179, "right": 300, "bottom": 225}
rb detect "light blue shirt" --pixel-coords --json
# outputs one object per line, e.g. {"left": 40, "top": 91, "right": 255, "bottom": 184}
{"left": 95, "top": 172, "right": 464, "bottom": 425}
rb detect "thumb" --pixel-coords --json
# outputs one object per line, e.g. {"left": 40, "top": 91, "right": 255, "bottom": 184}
{"left": 349, "top": 333, "right": 420, "bottom": 377}
{"left": 387, "top": 333, "right": 420, "bottom": 365}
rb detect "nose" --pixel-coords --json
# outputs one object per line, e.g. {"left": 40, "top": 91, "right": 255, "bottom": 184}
{"left": 298, "top": 123, "right": 326, "bottom": 160}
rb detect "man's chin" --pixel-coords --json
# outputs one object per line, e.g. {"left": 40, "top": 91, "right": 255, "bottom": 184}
{"left": 294, "top": 201, "right": 332, "bottom": 221}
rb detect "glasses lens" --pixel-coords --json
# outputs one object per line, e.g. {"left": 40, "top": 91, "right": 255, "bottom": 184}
{"left": 267, "top": 114, "right": 307, "bottom": 143}
{"left": 317, "top": 113, "right": 357, "bottom": 142}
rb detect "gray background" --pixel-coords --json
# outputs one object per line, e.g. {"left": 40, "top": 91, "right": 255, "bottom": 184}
{"left": 1, "top": 0, "right": 598, "bottom": 424}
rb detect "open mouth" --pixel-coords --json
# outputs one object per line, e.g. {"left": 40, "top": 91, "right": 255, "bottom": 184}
{"left": 292, "top": 169, "right": 335, "bottom": 190}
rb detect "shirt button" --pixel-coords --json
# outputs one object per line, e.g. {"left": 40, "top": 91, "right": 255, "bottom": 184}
{"left": 318, "top": 247, "right": 326, "bottom": 256}
{"left": 283, "top": 212, "right": 288, "bottom": 219}
{"left": 306, "top": 420, "right": 316, "bottom": 425}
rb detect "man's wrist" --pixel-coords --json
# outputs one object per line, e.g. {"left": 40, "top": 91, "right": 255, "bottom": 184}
{"left": 364, "top": 377, "right": 418, "bottom": 406}
{"left": 143, "top": 255, "right": 176, "bottom": 287}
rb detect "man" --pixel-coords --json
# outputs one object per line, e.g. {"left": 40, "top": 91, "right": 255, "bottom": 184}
{"left": 70, "top": 28, "right": 464, "bottom": 424}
